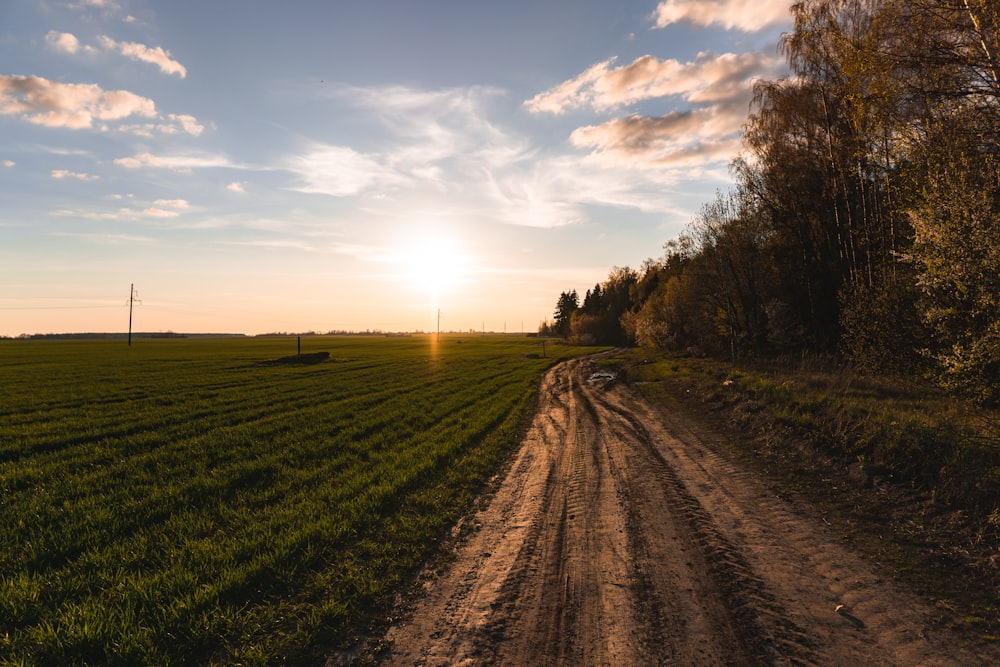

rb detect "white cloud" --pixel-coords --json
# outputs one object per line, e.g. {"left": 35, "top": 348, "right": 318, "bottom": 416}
{"left": 45, "top": 31, "right": 82, "bottom": 54}
{"left": 51, "top": 169, "right": 99, "bottom": 181}
{"left": 166, "top": 113, "right": 203, "bottom": 135}
{"left": 651, "top": 0, "right": 792, "bottom": 32}
{"left": 3, "top": 160, "right": 14, "bottom": 168}
{"left": 227, "top": 181, "right": 246, "bottom": 193}
{"left": 0, "top": 75, "right": 156, "bottom": 129}
{"left": 142, "top": 207, "right": 179, "bottom": 218}
{"left": 98, "top": 36, "right": 187, "bottom": 78}
{"left": 152, "top": 198, "right": 189, "bottom": 209}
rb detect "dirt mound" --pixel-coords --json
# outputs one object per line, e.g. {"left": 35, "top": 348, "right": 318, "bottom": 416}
{"left": 259, "top": 351, "right": 330, "bottom": 366}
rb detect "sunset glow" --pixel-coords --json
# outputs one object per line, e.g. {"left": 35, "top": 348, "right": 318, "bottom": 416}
{"left": 0, "top": 1, "right": 792, "bottom": 336}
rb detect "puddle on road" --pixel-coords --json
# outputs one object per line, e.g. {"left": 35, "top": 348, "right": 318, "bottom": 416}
{"left": 587, "top": 371, "right": 617, "bottom": 384}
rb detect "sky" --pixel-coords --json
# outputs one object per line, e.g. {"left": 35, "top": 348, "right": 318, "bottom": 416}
{"left": 0, "top": 0, "right": 792, "bottom": 336}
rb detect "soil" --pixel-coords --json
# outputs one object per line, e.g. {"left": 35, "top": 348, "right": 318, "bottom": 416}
{"left": 376, "top": 356, "right": 999, "bottom": 666}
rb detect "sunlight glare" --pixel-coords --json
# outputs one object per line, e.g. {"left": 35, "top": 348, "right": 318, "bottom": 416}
{"left": 398, "top": 231, "right": 471, "bottom": 311}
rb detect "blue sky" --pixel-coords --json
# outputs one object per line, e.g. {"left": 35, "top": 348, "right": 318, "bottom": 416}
{"left": 0, "top": 0, "right": 791, "bottom": 336}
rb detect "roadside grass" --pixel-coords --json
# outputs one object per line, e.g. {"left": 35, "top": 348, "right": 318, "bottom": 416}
{"left": 0, "top": 335, "right": 593, "bottom": 665}
{"left": 617, "top": 349, "right": 1000, "bottom": 640}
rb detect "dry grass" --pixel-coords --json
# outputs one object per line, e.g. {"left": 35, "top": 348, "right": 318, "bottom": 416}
{"left": 618, "top": 348, "right": 1000, "bottom": 642}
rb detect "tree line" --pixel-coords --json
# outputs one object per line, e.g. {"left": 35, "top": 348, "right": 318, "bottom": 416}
{"left": 543, "top": 0, "right": 1000, "bottom": 405}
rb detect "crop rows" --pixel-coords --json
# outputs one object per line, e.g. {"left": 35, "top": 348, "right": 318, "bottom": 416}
{"left": 0, "top": 335, "right": 589, "bottom": 665}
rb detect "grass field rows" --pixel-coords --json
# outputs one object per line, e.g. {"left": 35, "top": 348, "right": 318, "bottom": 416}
{"left": 0, "top": 335, "right": 594, "bottom": 665}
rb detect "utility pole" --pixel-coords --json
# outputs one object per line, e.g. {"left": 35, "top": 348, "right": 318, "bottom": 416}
{"left": 437, "top": 308, "right": 441, "bottom": 338}
{"left": 127, "top": 283, "right": 141, "bottom": 346}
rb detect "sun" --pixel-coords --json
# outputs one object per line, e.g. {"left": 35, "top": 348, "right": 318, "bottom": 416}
{"left": 398, "top": 233, "right": 470, "bottom": 307}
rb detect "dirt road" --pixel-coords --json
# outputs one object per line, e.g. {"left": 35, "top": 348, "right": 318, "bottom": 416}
{"left": 380, "top": 356, "right": 996, "bottom": 665}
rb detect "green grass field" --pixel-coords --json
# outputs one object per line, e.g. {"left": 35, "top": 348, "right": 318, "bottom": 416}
{"left": 0, "top": 335, "right": 590, "bottom": 665}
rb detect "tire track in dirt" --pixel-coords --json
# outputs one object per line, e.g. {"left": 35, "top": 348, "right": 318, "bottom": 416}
{"left": 484, "top": 363, "right": 641, "bottom": 666}
{"left": 378, "top": 356, "right": 999, "bottom": 666}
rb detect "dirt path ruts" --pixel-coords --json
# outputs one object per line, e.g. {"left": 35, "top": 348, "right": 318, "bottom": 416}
{"left": 380, "top": 356, "right": 997, "bottom": 666}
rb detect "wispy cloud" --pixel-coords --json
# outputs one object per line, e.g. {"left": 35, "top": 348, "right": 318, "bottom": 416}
{"left": 289, "top": 83, "right": 683, "bottom": 227}
{"left": 49, "top": 231, "right": 156, "bottom": 245}
{"left": 570, "top": 111, "right": 743, "bottom": 168}
{"left": 0, "top": 75, "right": 156, "bottom": 129}
{"left": 69, "top": 0, "right": 120, "bottom": 10}
{"left": 115, "top": 113, "right": 204, "bottom": 137}
{"left": 51, "top": 207, "right": 138, "bottom": 221}
{"left": 434, "top": 138, "right": 684, "bottom": 228}
{"left": 3, "top": 160, "right": 14, "bottom": 168}
{"left": 98, "top": 36, "right": 187, "bottom": 78}
{"left": 526, "top": 51, "right": 782, "bottom": 114}
{"left": 52, "top": 199, "right": 186, "bottom": 221}
{"left": 45, "top": 30, "right": 185, "bottom": 78}
{"left": 290, "top": 85, "right": 536, "bottom": 200}
{"left": 114, "top": 151, "right": 235, "bottom": 171}
{"left": 526, "top": 51, "right": 785, "bottom": 171}
{"left": 523, "top": 59, "right": 615, "bottom": 115}
{"left": 289, "top": 144, "right": 405, "bottom": 197}
{"left": 51, "top": 169, "right": 99, "bottom": 181}
{"left": 650, "top": 0, "right": 792, "bottom": 32}
{"left": 227, "top": 181, "right": 246, "bottom": 193}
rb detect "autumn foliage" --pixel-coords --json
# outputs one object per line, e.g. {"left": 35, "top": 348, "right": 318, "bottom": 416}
{"left": 549, "top": 0, "right": 1000, "bottom": 404}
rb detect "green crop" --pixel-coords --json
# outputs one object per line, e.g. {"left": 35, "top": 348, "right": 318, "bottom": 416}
{"left": 0, "top": 335, "right": 592, "bottom": 665}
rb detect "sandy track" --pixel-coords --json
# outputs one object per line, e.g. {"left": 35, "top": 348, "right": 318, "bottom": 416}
{"left": 380, "top": 356, "right": 997, "bottom": 666}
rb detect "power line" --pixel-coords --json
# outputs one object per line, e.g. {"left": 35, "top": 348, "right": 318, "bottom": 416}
{"left": 0, "top": 305, "right": 118, "bottom": 310}
{"left": 127, "top": 283, "right": 141, "bottom": 346}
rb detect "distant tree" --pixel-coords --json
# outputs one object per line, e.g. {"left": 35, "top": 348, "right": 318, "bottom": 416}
{"left": 537, "top": 319, "right": 556, "bottom": 336}
{"left": 571, "top": 267, "right": 637, "bottom": 345}
{"left": 626, "top": 235, "right": 699, "bottom": 351}
{"left": 630, "top": 257, "right": 664, "bottom": 309}
{"left": 569, "top": 311, "right": 602, "bottom": 345}
{"left": 582, "top": 283, "right": 603, "bottom": 315}
{"left": 601, "top": 266, "right": 639, "bottom": 345}
{"left": 553, "top": 290, "right": 579, "bottom": 338}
